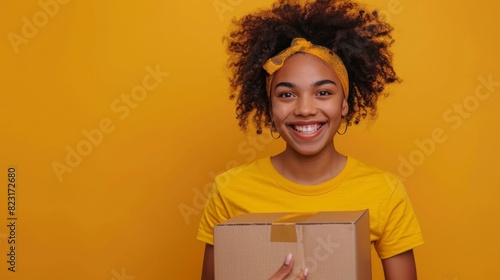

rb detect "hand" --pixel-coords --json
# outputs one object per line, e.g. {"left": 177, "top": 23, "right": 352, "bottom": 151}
{"left": 269, "top": 253, "right": 308, "bottom": 280}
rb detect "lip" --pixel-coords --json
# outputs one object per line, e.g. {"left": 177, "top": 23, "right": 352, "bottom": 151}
{"left": 288, "top": 121, "right": 326, "bottom": 138}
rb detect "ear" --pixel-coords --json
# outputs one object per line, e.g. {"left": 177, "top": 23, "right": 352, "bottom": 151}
{"left": 341, "top": 98, "right": 349, "bottom": 117}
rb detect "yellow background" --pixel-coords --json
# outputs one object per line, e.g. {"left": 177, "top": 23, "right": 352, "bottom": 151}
{"left": 1, "top": 0, "right": 499, "bottom": 279}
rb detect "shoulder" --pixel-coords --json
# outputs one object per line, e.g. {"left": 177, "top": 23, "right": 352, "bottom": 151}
{"left": 213, "top": 157, "right": 272, "bottom": 189}
{"left": 345, "top": 157, "right": 404, "bottom": 192}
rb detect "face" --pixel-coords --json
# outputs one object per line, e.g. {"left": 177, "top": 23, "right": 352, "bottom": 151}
{"left": 269, "top": 53, "right": 348, "bottom": 157}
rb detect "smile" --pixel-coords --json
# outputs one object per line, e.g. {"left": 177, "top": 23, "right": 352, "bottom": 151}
{"left": 292, "top": 123, "right": 323, "bottom": 135}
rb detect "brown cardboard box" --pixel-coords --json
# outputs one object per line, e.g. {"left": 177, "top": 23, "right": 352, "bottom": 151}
{"left": 214, "top": 210, "right": 371, "bottom": 280}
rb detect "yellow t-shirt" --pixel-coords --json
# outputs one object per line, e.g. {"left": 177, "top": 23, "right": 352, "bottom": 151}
{"left": 197, "top": 156, "right": 424, "bottom": 259}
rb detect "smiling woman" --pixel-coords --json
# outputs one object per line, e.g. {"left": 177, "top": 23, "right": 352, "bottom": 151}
{"left": 225, "top": 1, "right": 399, "bottom": 136}
{"left": 268, "top": 53, "right": 350, "bottom": 184}
{"left": 1, "top": 0, "right": 498, "bottom": 278}
{"left": 198, "top": 0, "right": 423, "bottom": 279}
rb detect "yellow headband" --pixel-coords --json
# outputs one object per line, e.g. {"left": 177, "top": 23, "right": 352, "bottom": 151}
{"left": 263, "top": 38, "right": 349, "bottom": 98}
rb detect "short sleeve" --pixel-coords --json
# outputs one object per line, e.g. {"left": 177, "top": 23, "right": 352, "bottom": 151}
{"left": 197, "top": 182, "right": 229, "bottom": 245}
{"left": 374, "top": 179, "right": 424, "bottom": 259}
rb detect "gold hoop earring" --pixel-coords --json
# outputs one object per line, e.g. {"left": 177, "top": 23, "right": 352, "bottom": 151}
{"left": 337, "top": 119, "right": 348, "bottom": 135}
{"left": 270, "top": 122, "right": 281, "bottom": 139}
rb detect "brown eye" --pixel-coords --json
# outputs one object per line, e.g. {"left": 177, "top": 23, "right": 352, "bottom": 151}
{"left": 317, "top": 90, "right": 331, "bottom": 96}
{"left": 278, "top": 92, "right": 295, "bottom": 98}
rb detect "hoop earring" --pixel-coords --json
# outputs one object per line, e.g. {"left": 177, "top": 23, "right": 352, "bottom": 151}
{"left": 337, "top": 119, "right": 348, "bottom": 135}
{"left": 270, "top": 122, "right": 281, "bottom": 139}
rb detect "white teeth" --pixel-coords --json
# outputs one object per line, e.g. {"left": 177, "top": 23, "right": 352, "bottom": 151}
{"left": 294, "top": 124, "right": 322, "bottom": 134}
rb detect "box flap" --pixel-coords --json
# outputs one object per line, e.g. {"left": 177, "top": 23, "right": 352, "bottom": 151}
{"left": 216, "top": 210, "right": 368, "bottom": 226}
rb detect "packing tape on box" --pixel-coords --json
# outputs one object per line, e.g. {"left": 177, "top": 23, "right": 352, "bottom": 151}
{"left": 270, "top": 212, "right": 317, "bottom": 243}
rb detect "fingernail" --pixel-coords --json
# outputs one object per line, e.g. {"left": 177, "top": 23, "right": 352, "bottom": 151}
{"left": 285, "top": 253, "right": 292, "bottom": 265}
{"left": 304, "top": 267, "right": 309, "bottom": 277}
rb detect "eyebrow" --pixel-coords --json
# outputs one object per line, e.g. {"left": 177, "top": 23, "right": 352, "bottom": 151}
{"left": 274, "top": 79, "right": 337, "bottom": 90}
{"left": 314, "top": 79, "right": 337, "bottom": 87}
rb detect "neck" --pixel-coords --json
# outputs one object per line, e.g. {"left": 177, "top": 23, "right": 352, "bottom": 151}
{"left": 271, "top": 144, "right": 347, "bottom": 185}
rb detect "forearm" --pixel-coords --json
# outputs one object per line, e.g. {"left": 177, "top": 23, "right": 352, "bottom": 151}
{"left": 381, "top": 250, "right": 418, "bottom": 280}
{"left": 201, "top": 244, "right": 214, "bottom": 280}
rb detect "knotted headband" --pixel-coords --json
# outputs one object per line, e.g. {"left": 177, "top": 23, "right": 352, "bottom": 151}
{"left": 263, "top": 38, "right": 349, "bottom": 99}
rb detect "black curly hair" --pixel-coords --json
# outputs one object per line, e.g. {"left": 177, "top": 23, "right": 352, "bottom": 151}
{"left": 225, "top": 0, "right": 400, "bottom": 134}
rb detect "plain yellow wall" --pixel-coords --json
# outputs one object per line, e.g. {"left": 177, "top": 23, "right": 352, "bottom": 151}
{"left": 1, "top": 0, "right": 499, "bottom": 279}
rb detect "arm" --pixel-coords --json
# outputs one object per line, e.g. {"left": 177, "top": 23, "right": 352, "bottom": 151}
{"left": 201, "top": 244, "right": 214, "bottom": 280}
{"left": 201, "top": 245, "right": 307, "bottom": 280}
{"left": 381, "top": 249, "right": 417, "bottom": 280}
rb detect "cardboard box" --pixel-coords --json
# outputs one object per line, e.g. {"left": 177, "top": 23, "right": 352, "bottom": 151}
{"left": 214, "top": 210, "right": 371, "bottom": 280}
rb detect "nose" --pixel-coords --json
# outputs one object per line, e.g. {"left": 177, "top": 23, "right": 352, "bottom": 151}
{"left": 294, "top": 95, "right": 317, "bottom": 116}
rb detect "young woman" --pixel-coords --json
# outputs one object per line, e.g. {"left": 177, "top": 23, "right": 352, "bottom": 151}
{"left": 198, "top": 0, "right": 424, "bottom": 279}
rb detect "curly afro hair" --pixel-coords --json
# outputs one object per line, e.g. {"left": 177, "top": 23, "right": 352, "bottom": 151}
{"left": 225, "top": 0, "right": 400, "bottom": 134}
